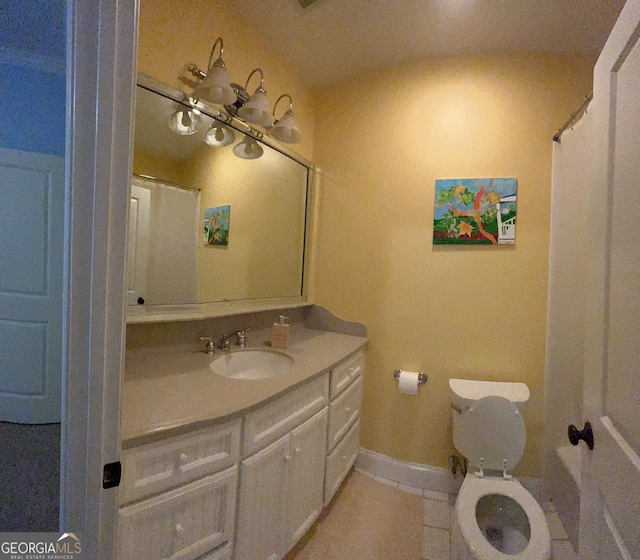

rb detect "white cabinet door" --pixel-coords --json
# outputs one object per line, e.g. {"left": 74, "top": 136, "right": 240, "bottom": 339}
{"left": 236, "top": 435, "right": 290, "bottom": 560}
{"left": 324, "top": 419, "right": 360, "bottom": 506}
{"left": 118, "top": 466, "right": 237, "bottom": 560}
{"left": 286, "top": 408, "right": 328, "bottom": 550}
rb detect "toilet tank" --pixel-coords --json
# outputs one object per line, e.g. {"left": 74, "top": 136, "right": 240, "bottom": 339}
{"left": 449, "top": 379, "right": 530, "bottom": 411}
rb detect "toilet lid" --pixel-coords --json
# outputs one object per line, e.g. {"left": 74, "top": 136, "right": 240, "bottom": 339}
{"left": 455, "top": 395, "right": 526, "bottom": 471}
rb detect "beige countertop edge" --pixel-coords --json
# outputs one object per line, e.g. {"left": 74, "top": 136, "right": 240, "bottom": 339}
{"left": 121, "top": 328, "right": 368, "bottom": 448}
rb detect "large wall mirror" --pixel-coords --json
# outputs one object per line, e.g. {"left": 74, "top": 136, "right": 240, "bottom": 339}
{"left": 128, "top": 74, "right": 311, "bottom": 318}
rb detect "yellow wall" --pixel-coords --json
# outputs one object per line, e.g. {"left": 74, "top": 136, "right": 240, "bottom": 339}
{"left": 187, "top": 143, "right": 307, "bottom": 301}
{"left": 137, "top": 0, "right": 595, "bottom": 477}
{"left": 137, "top": 0, "right": 315, "bottom": 161}
{"left": 311, "top": 54, "right": 593, "bottom": 477}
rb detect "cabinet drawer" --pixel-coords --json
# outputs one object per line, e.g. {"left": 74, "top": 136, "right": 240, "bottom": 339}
{"left": 118, "top": 466, "right": 238, "bottom": 560}
{"left": 324, "top": 419, "right": 360, "bottom": 505}
{"left": 120, "top": 419, "right": 241, "bottom": 504}
{"left": 327, "top": 375, "right": 363, "bottom": 452}
{"left": 244, "top": 373, "right": 329, "bottom": 456}
{"left": 330, "top": 351, "right": 364, "bottom": 399}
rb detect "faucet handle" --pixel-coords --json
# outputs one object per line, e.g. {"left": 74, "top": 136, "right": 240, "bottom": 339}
{"left": 199, "top": 336, "right": 215, "bottom": 355}
{"left": 235, "top": 327, "right": 250, "bottom": 347}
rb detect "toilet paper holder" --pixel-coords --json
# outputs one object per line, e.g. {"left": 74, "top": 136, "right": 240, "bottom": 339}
{"left": 393, "top": 369, "right": 428, "bottom": 385}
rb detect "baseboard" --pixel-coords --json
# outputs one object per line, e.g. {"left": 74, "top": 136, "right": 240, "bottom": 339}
{"left": 355, "top": 448, "right": 544, "bottom": 502}
{"left": 355, "top": 448, "right": 463, "bottom": 494}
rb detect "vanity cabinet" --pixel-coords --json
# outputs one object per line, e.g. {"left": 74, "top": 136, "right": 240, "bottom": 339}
{"left": 236, "top": 408, "right": 328, "bottom": 560}
{"left": 117, "top": 419, "right": 241, "bottom": 560}
{"left": 120, "top": 345, "right": 366, "bottom": 560}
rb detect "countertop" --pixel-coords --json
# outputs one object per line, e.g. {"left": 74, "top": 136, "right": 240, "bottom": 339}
{"left": 122, "top": 324, "right": 367, "bottom": 446}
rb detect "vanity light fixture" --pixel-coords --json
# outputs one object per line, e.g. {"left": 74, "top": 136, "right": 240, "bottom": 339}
{"left": 192, "top": 37, "right": 237, "bottom": 105}
{"left": 186, "top": 39, "right": 303, "bottom": 143}
{"left": 269, "top": 94, "right": 302, "bottom": 144}
{"left": 204, "top": 121, "right": 236, "bottom": 148}
{"left": 168, "top": 101, "right": 202, "bottom": 135}
{"left": 236, "top": 68, "right": 275, "bottom": 128}
{"left": 233, "top": 134, "right": 264, "bottom": 159}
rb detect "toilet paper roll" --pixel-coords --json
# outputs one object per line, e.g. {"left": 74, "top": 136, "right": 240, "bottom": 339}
{"left": 397, "top": 370, "right": 420, "bottom": 395}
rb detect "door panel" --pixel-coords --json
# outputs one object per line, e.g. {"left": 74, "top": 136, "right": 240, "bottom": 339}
{"left": 582, "top": 1, "right": 640, "bottom": 558}
{"left": 127, "top": 184, "right": 150, "bottom": 305}
{"left": 236, "top": 435, "right": 290, "bottom": 560}
{"left": 287, "top": 408, "right": 328, "bottom": 548}
{"left": 0, "top": 149, "right": 63, "bottom": 423}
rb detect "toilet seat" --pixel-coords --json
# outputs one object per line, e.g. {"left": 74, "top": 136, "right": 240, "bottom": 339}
{"left": 455, "top": 395, "right": 526, "bottom": 473}
{"left": 456, "top": 476, "right": 551, "bottom": 560}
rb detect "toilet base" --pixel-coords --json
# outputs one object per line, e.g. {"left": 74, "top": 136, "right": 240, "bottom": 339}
{"left": 451, "top": 513, "right": 474, "bottom": 560}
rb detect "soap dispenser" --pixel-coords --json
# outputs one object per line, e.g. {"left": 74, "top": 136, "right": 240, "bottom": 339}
{"left": 271, "top": 315, "right": 290, "bottom": 349}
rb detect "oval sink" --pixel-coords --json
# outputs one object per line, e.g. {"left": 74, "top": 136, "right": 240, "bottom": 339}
{"left": 210, "top": 349, "right": 294, "bottom": 380}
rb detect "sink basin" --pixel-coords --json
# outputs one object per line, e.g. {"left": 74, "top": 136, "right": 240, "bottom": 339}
{"left": 210, "top": 349, "right": 294, "bottom": 380}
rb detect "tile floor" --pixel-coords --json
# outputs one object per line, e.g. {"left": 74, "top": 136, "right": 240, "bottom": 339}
{"left": 359, "top": 470, "right": 577, "bottom": 560}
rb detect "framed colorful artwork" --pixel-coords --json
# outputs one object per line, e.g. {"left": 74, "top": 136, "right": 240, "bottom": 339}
{"left": 204, "top": 205, "right": 230, "bottom": 246}
{"left": 433, "top": 178, "right": 517, "bottom": 245}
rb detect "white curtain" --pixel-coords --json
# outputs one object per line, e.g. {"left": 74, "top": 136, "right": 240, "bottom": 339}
{"left": 133, "top": 176, "right": 199, "bottom": 305}
{"left": 545, "top": 109, "right": 593, "bottom": 448}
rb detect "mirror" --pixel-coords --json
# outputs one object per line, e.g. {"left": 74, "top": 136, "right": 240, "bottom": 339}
{"left": 128, "top": 75, "right": 311, "bottom": 314}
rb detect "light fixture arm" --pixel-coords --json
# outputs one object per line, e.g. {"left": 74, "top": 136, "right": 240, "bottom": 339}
{"left": 244, "top": 68, "right": 265, "bottom": 93}
{"left": 207, "top": 36, "right": 225, "bottom": 72}
{"left": 273, "top": 94, "right": 294, "bottom": 117}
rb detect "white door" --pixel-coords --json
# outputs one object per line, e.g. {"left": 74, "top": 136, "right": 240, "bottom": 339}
{"left": 127, "top": 184, "right": 150, "bottom": 305}
{"left": 0, "top": 149, "right": 64, "bottom": 424}
{"left": 580, "top": 1, "right": 640, "bottom": 558}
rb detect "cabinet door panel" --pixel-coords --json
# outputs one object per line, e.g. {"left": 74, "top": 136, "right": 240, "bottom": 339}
{"left": 287, "top": 407, "right": 329, "bottom": 549}
{"left": 327, "top": 375, "right": 362, "bottom": 452}
{"left": 118, "top": 466, "right": 237, "bottom": 560}
{"left": 324, "top": 419, "right": 360, "bottom": 505}
{"left": 236, "top": 435, "right": 290, "bottom": 560}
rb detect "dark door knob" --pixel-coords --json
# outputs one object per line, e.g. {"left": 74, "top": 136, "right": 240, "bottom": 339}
{"left": 568, "top": 421, "right": 594, "bottom": 450}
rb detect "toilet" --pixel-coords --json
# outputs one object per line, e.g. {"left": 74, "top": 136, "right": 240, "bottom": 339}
{"left": 449, "top": 379, "right": 551, "bottom": 560}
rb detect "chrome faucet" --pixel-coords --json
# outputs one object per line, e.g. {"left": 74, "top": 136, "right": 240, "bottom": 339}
{"left": 235, "top": 327, "right": 250, "bottom": 348}
{"left": 199, "top": 336, "right": 215, "bottom": 355}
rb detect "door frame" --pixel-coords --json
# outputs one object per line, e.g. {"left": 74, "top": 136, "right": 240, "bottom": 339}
{"left": 60, "top": 0, "right": 138, "bottom": 557}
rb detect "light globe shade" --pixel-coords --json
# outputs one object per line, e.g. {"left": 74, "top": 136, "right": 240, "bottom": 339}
{"left": 269, "top": 110, "right": 302, "bottom": 144}
{"left": 233, "top": 135, "right": 263, "bottom": 159}
{"left": 169, "top": 107, "right": 201, "bottom": 135}
{"left": 237, "top": 88, "right": 275, "bottom": 127}
{"left": 196, "top": 58, "right": 237, "bottom": 105}
{"left": 204, "top": 122, "right": 236, "bottom": 147}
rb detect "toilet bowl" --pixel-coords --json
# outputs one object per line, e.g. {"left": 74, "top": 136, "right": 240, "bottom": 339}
{"left": 449, "top": 380, "right": 551, "bottom": 560}
{"left": 452, "top": 476, "right": 550, "bottom": 560}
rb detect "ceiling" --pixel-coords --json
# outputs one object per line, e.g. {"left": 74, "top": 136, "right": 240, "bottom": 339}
{"left": 234, "top": 0, "right": 626, "bottom": 88}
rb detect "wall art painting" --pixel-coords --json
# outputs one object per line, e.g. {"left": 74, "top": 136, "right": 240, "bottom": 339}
{"left": 204, "top": 205, "right": 230, "bottom": 246}
{"left": 433, "top": 178, "right": 517, "bottom": 245}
